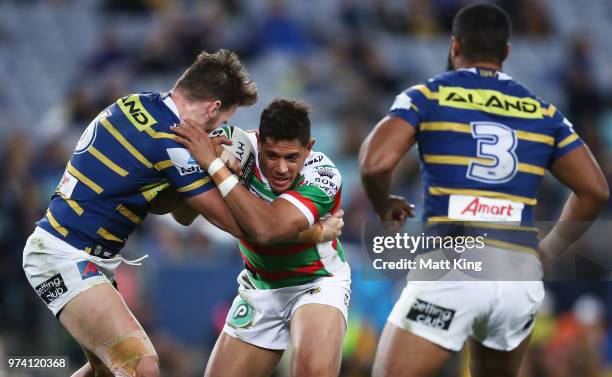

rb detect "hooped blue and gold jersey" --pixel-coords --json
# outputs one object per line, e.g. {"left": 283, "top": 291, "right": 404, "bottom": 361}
{"left": 38, "top": 92, "right": 215, "bottom": 255}
{"left": 388, "top": 68, "right": 584, "bottom": 252}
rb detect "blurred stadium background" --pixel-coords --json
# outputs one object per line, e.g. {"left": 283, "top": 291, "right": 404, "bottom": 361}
{"left": 0, "top": 0, "right": 611, "bottom": 376}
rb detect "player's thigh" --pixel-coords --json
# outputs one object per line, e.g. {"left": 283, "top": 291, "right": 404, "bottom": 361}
{"left": 204, "top": 332, "right": 282, "bottom": 377}
{"left": 59, "top": 283, "right": 143, "bottom": 348}
{"left": 373, "top": 322, "right": 453, "bottom": 377}
{"left": 59, "top": 282, "right": 158, "bottom": 376}
{"left": 468, "top": 334, "right": 532, "bottom": 377}
{"left": 373, "top": 323, "right": 453, "bottom": 377}
{"left": 290, "top": 303, "right": 346, "bottom": 377}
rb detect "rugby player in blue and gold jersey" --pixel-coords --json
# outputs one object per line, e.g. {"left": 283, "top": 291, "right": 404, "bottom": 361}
{"left": 21, "top": 50, "right": 341, "bottom": 377}
{"left": 360, "top": 4, "right": 609, "bottom": 377}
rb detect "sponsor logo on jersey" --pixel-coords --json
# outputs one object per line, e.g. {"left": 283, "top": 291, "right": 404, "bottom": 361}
{"left": 301, "top": 177, "right": 338, "bottom": 198}
{"left": 56, "top": 169, "right": 78, "bottom": 198}
{"left": 227, "top": 298, "right": 254, "bottom": 328}
{"left": 209, "top": 128, "right": 225, "bottom": 138}
{"left": 166, "top": 148, "right": 205, "bottom": 176}
{"left": 448, "top": 195, "right": 524, "bottom": 221}
{"left": 300, "top": 167, "right": 340, "bottom": 198}
{"left": 118, "top": 95, "right": 157, "bottom": 131}
{"left": 390, "top": 92, "right": 413, "bottom": 111}
{"left": 439, "top": 86, "right": 542, "bottom": 119}
{"left": 76, "top": 260, "right": 102, "bottom": 280}
{"left": 315, "top": 167, "right": 336, "bottom": 179}
{"left": 233, "top": 140, "right": 247, "bottom": 161}
{"left": 35, "top": 273, "right": 68, "bottom": 305}
{"left": 74, "top": 111, "right": 107, "bottom": 154}
{"left": 304, "top": 155, "right": 323, "bottom": 167}
{"left": 407, "top": 298, "right": 455, "bottom": 330}
{"left": 315, "top": 177, "right": 338, "bottom": 197}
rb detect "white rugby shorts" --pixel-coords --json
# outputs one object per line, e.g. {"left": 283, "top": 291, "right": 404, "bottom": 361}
{"left": 22, "top": 227, "right": 121, "bottom": 316}
{"left": 222, "top": 269, "right": 351, "bottom": 350}
{"left": 387, "top": 279, "right": 545, "bottom": 351}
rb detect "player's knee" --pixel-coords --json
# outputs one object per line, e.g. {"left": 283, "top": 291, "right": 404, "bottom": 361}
{"left": 372, "top": 360, "right": 401, "bottom": 377}
{"left": 292, "top": 347, "right": 339, "bottom": 377}
{"left": 371, "top": 347, "right": 406, "bottom": 377}
{"left": 134, "top": 355, "right": 159, "bottom": 377}
{"left": 93, "top": 330, "right": 158, "bottom": 377}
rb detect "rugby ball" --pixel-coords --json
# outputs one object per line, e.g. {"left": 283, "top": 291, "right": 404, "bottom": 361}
{"left": 209, "top": 125, "right": 255, "bottom": 185}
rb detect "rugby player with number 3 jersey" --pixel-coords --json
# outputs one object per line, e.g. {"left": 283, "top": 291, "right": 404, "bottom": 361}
{"left": 173, "top": 99, "right": 350, "bottom": 377}
{"left": 360, "top": 4, "right": 609, "bottom": 377}
{"left": 21, "top": 51, "right": 341, "bottom": 377}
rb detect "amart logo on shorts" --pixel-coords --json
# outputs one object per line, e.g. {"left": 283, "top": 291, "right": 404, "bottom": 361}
{"left": 406, "top": 299, "right": 455, "bottom": 330}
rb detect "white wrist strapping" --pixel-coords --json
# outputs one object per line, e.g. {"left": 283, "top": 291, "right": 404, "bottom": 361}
{"left": 207, "top": 158, "right": 225, "bottom": 176}
{"left": 219, "top": 174, "right": 239, "bottom": 197}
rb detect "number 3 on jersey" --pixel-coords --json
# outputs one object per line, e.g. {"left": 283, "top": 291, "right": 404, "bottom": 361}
{"left": 467, "top": 122, "right": 518, "bottom": 184}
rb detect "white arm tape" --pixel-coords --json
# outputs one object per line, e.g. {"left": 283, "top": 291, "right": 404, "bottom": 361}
{"left": 208, "top": 158, "right": 225, "bottom": 176}
{"left": 219, "top": 174, "right": 239, "bottom": 198}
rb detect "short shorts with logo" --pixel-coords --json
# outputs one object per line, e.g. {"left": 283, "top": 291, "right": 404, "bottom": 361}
{"left": 387, "top": 278, "right": 545, "bottom": 351}
{"left": 23, "top": 227, "right": 121, "bottom": 316}
{"left": 222, "top": 269, "right": 351, "bottom": 350}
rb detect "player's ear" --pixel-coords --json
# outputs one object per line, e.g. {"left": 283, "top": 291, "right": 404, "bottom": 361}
{"left": 450, "top": 36, "right": 461, "bottom": 60}
{"left": 208, "top": 100, "right": 221, "bottom": 117}
{"left": 502, "top": 43, "right": 511, "bottom": 64}
{"left": 306, "top": 138, "right": 315, "bottom": 152}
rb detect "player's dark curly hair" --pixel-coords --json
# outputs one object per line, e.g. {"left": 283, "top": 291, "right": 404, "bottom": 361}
{"left": 259, "top": 99, "right": 311, "bottom": 147}
{"left": 174, "top": 49, "right": 258, "bottom": 109}
{"left": 452, "top": 3, "right": 512, "bottom": 65}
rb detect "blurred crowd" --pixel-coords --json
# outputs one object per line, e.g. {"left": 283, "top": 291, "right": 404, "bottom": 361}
{"left": 1, "top": 0, "right": 612, "bottom": 376}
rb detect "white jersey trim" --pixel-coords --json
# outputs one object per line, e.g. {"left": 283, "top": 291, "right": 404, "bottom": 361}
{"left": 163, "top": 94, "right": 181, "bottom": 120}
{"left": 278, "top": 193, "right": 315, "bottom": 226}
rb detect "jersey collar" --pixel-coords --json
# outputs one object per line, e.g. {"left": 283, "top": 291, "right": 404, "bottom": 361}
{"left": 460, "top": 67, "right": 513, "bottom": 81}
{"left": 162, "top": 93, "right": 181, "bottom": 120}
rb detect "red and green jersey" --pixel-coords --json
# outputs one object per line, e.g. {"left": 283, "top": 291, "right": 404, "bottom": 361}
{"left": 239, "top": 134, "right": 349, "bottom": 289}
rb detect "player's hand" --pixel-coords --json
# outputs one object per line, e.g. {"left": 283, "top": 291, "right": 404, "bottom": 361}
{"left": 208, "top": 133, "right": 243, "bottom": 177}
{"left": 171, "top": 120, "right": 222, "bottom": 169}
{"left": 319, "top": 209, "right": 344, "bottom": 242}
{"left": 538, "top": 244, "right": 554, "bottom": 278}
{"left": 220, "top": 149, "right": 243, "bottom": 177}
{"left": 378, "top": 195, "right": 415, "bottom": 229}
{"left": 210, "top": 133, "right": 233, "bottom": 156}
{"left": 538, "top": 231, "right": 569, "bottom": 278}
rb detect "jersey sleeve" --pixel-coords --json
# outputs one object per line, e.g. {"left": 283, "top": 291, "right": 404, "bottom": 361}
{"left": 387, "top": 84, "right": 432, "bottom": 129}
{"left": 278, "top": 165, "right": 342, "bottom": 226}
{"left": 153, "top": 138, "right": 216, "bottom": 198}
{"left": 551, "top": 111, "right": 584, "bottom": 162}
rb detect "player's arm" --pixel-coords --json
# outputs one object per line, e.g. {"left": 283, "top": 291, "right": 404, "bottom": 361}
{"left": 205, "top": 161, "right": 338, "bottom": 244}
{"left": 149, "top": 182, "right": 340, "bottom": 243}
{"left": 183, "top": 188, "right": 248, "bottom": 236}
{"left": 152, "top": 156, "right": 339, "bottom": 243}
{"left": 145, "top": 184, "right": 230, "bottom": 229}
{"left": 359, "top": 115, "right": 416, "bottom": 224}
{"left": 540, "top": 145, "right": 609, "bottom": 259}
{"left": 221, "top": 184, "right": 314, "bottom": 244}
{"left": 148, "top": 186, "right": 183, "bottom": 215}
{"left": 172, "top": 124, "right": 341, "bottom": 244}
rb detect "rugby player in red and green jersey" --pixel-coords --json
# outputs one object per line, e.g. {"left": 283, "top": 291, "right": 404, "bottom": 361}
{"left": 22, "top": 50, "right": 342, "bottom": 377}
{"left": 173, "top": 99, "right": 350, "bottom": 377}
